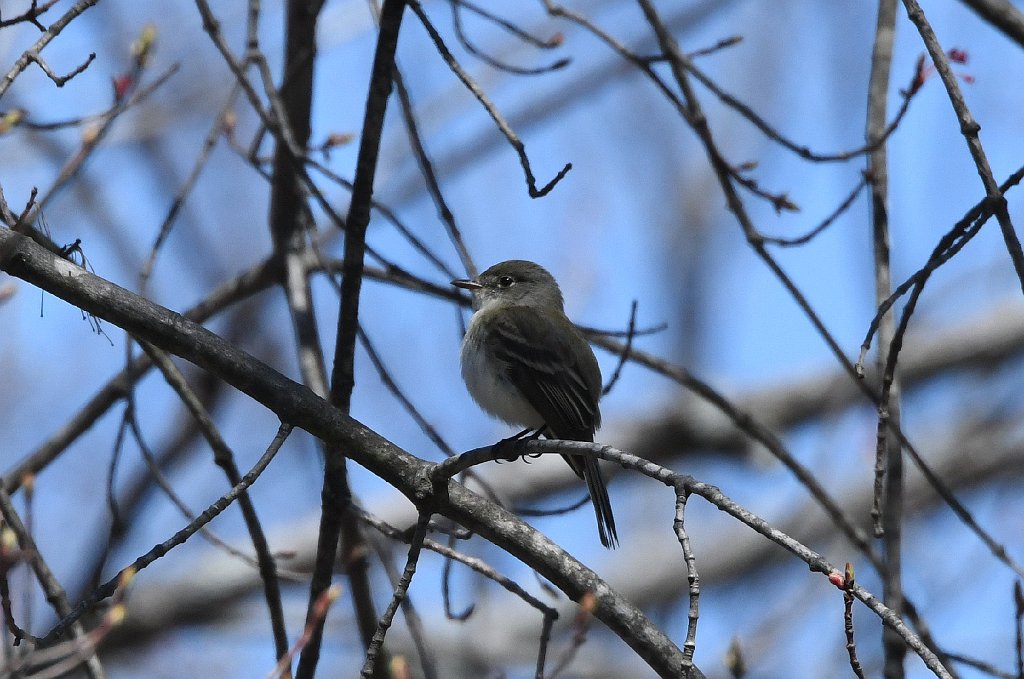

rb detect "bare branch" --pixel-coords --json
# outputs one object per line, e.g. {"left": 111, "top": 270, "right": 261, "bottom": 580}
{"left": 957, "top": 0, "right": 1024, "bottom": 48}
{"left": 408, "top": 0, "right": 572, "bottom": 198}
{"left": 902, "top": 0, "right": 1024, "bottom": 294}
{"left": 0, "top": 0, "right": 100, "bottom": 99}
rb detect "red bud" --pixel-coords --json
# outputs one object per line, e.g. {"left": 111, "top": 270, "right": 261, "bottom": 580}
{"left": 948, "top": 48, "right": 968, "bottom": 64}
{"left": 113, "top": 74, "right": 134, "bottom": 101}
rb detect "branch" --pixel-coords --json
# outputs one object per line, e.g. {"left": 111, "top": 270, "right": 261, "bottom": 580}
{"left": 0, "top": 0, "right": 99, "bottom": 99}
{"left": 0, "top": 486, "right": 104, "bottom": 677}
{"left": 902, "top": 0, "right": 1024, "bottom": 294}
{"left": 865, "top": 3, "right": 908, "bottom": 677}
{"left": 137, "top": 341, "right": 289, "bottom": 666}
{"left": 957, "top": 0, "right": 1024, "bottom": 48}
{"left": 435, "top": 438, "right": 951, "bottom": 678}
{"left": 0, "top": 228, "right": 693, "bottom": 678}
{"left": 0, "top": 0, "right": 60, "bottom": 30}
{"left": 27, "top": 51, "right": 95, "bottom": 87}
{"left": 408, "top": 0, "right": 572, "bottom": 198}
{"left": 42, "top": 423, "right": 293, "bottom": 642}
{"left": 298, "top": 1, "right": 407, "bottom": 677}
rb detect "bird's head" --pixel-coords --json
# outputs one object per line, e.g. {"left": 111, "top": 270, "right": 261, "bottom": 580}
{"left": 452, "top": 260, "right": 565, "bottom": 312}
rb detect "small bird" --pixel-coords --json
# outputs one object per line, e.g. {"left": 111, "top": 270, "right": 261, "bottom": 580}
{"left": 453, "top": 260, "right": 618, "bottom": 548}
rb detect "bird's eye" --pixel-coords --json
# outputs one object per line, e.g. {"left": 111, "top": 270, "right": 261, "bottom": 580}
{"left": 497, "top": 275, "right": 515, "bottom": 288}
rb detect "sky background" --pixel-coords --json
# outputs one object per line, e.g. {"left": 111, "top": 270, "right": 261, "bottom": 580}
{"left": 2, "top": 0, "right": 1024, "bottom": 677}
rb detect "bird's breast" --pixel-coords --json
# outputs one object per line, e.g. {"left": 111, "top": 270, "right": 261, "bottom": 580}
{"left": 461, "top": 312, "right": 543, "bottom": 428}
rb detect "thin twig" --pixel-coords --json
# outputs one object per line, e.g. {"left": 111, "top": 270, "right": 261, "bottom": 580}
{"left": 602, "top": 300, "right": 638, "bottom": 395}
{"left": 674, "top": 492, "right": 700, "bottom": 672}
{"left": 450, "top": 0, "right": 569, "bottom": 76}
{"left": 549, "top": 592, "right": 596, "bottom": 678}
{"left": 0, "top": 524, "right": 37, "bottom": 644}
{"left": 0, "top": 487, "right": 105, "bottom": 678}
{"left": 118, "top": 397, "right": 268, "bottom": 570}
{"left": 761, "top": 174, "right": 869, "bottom": 247}
{"left": 138, "top": 341, "right": 290, "bottom": 664}
{"left": 262, "top": 586, "right": 341, "bottom": 679}
{"left": 372, "top": 535, "right": 439, "bottom": 679}
{"left": 358, "top": 327, "right": 456, "bottom": 454}
{"left": 31, "top": 64, "right": 181, "bottom": 220}
{"left": 542, "top": 0, "right": 922, "bottom": 166}
{"left": 1015, "top": 581, "right": 1024, "bottom": 679}
{"left": 842, "top": 563, "right": 867, "bottom": 679}
{"left": 455, "top": 0, "right": 564, "bottom": 49}
{"left": 944, "top": 653, "right": 1016, "bottom": 679}
{"left": 682, "top": 49, "right": 923, "bottom": 163}
{"left": 0, "top": 572, "right": 131, "bottom": 679}
{"left": 857, "top": 163, "right": 1024, "bottom": 369}
{"left": 901, "top": 0, "right": 1024, "bottom": 294}
{"left": 0, "top": 0, "right": 100, "bottom": 99}
{"left": 304, "top": 157, "right": 457, "bottom": 279}
{"left": 0, "top": 0, "right": 60, "bottom": 30}
{"left": 356, "top": 506, "right": 557, "bottom": 618}
{"left": 359, "top": 506, "right": 559, "bottom": 677}
{"left": 42, "top": 424, "right": 293, "bottom": 642}
{"left": 441, "top": 530, "right": 473, "bottom": 620}
{"left": 27, "top": 51, "right": 95, "bottom": 87}
{"left": 360, "top": 512, "right": 432, "bottom": 677}
{"left": 408, "top": 0, "right": 572, "bottom": 198}
{"left": 139, "top": 87, "right": 241, "bottom": 290}
{"left": 391, "top": 65, "right": 477, "bottom": 278}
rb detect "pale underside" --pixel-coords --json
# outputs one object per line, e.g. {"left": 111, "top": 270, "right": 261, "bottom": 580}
{"left": 461, "top": 308, "right": 546, "bottom": 429}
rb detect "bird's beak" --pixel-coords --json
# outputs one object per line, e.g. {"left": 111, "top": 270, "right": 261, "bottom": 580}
{"left": 452, "top": 278, "right": 483, "bottom": 291}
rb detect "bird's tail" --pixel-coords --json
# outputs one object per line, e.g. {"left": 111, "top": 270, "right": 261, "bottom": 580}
{"left": 563, "top": 451, "right": 618, "bottom": 549}
{"left": 584, "top": 454, "right": 618, "bottom": 549}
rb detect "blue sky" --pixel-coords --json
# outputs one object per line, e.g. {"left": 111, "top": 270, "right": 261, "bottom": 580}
{"left": 3, "top": 1, "right": 1024, "bottom": 677}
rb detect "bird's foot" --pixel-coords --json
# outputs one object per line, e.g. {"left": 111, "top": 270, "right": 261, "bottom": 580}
{"left": 494, "top": 434, "right": 523, "bottom": 463}
{"left": 494, "top": 426, "right": 545, "bottom": 462}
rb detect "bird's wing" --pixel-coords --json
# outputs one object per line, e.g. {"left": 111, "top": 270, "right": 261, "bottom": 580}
{"left": 489, "top": 305, "right": 602, "bottom": 441}
{"left": 490, "top": 306, "right": 617, "bottom": 547}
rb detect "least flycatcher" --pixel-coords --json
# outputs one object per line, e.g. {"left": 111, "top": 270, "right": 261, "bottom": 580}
{"left": 453, "top": 260, "right": 618, "bottom": 548}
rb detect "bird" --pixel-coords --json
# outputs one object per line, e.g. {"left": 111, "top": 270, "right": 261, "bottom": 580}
{"left": 453, "top": 260, "right": 618, "bottom": 548}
